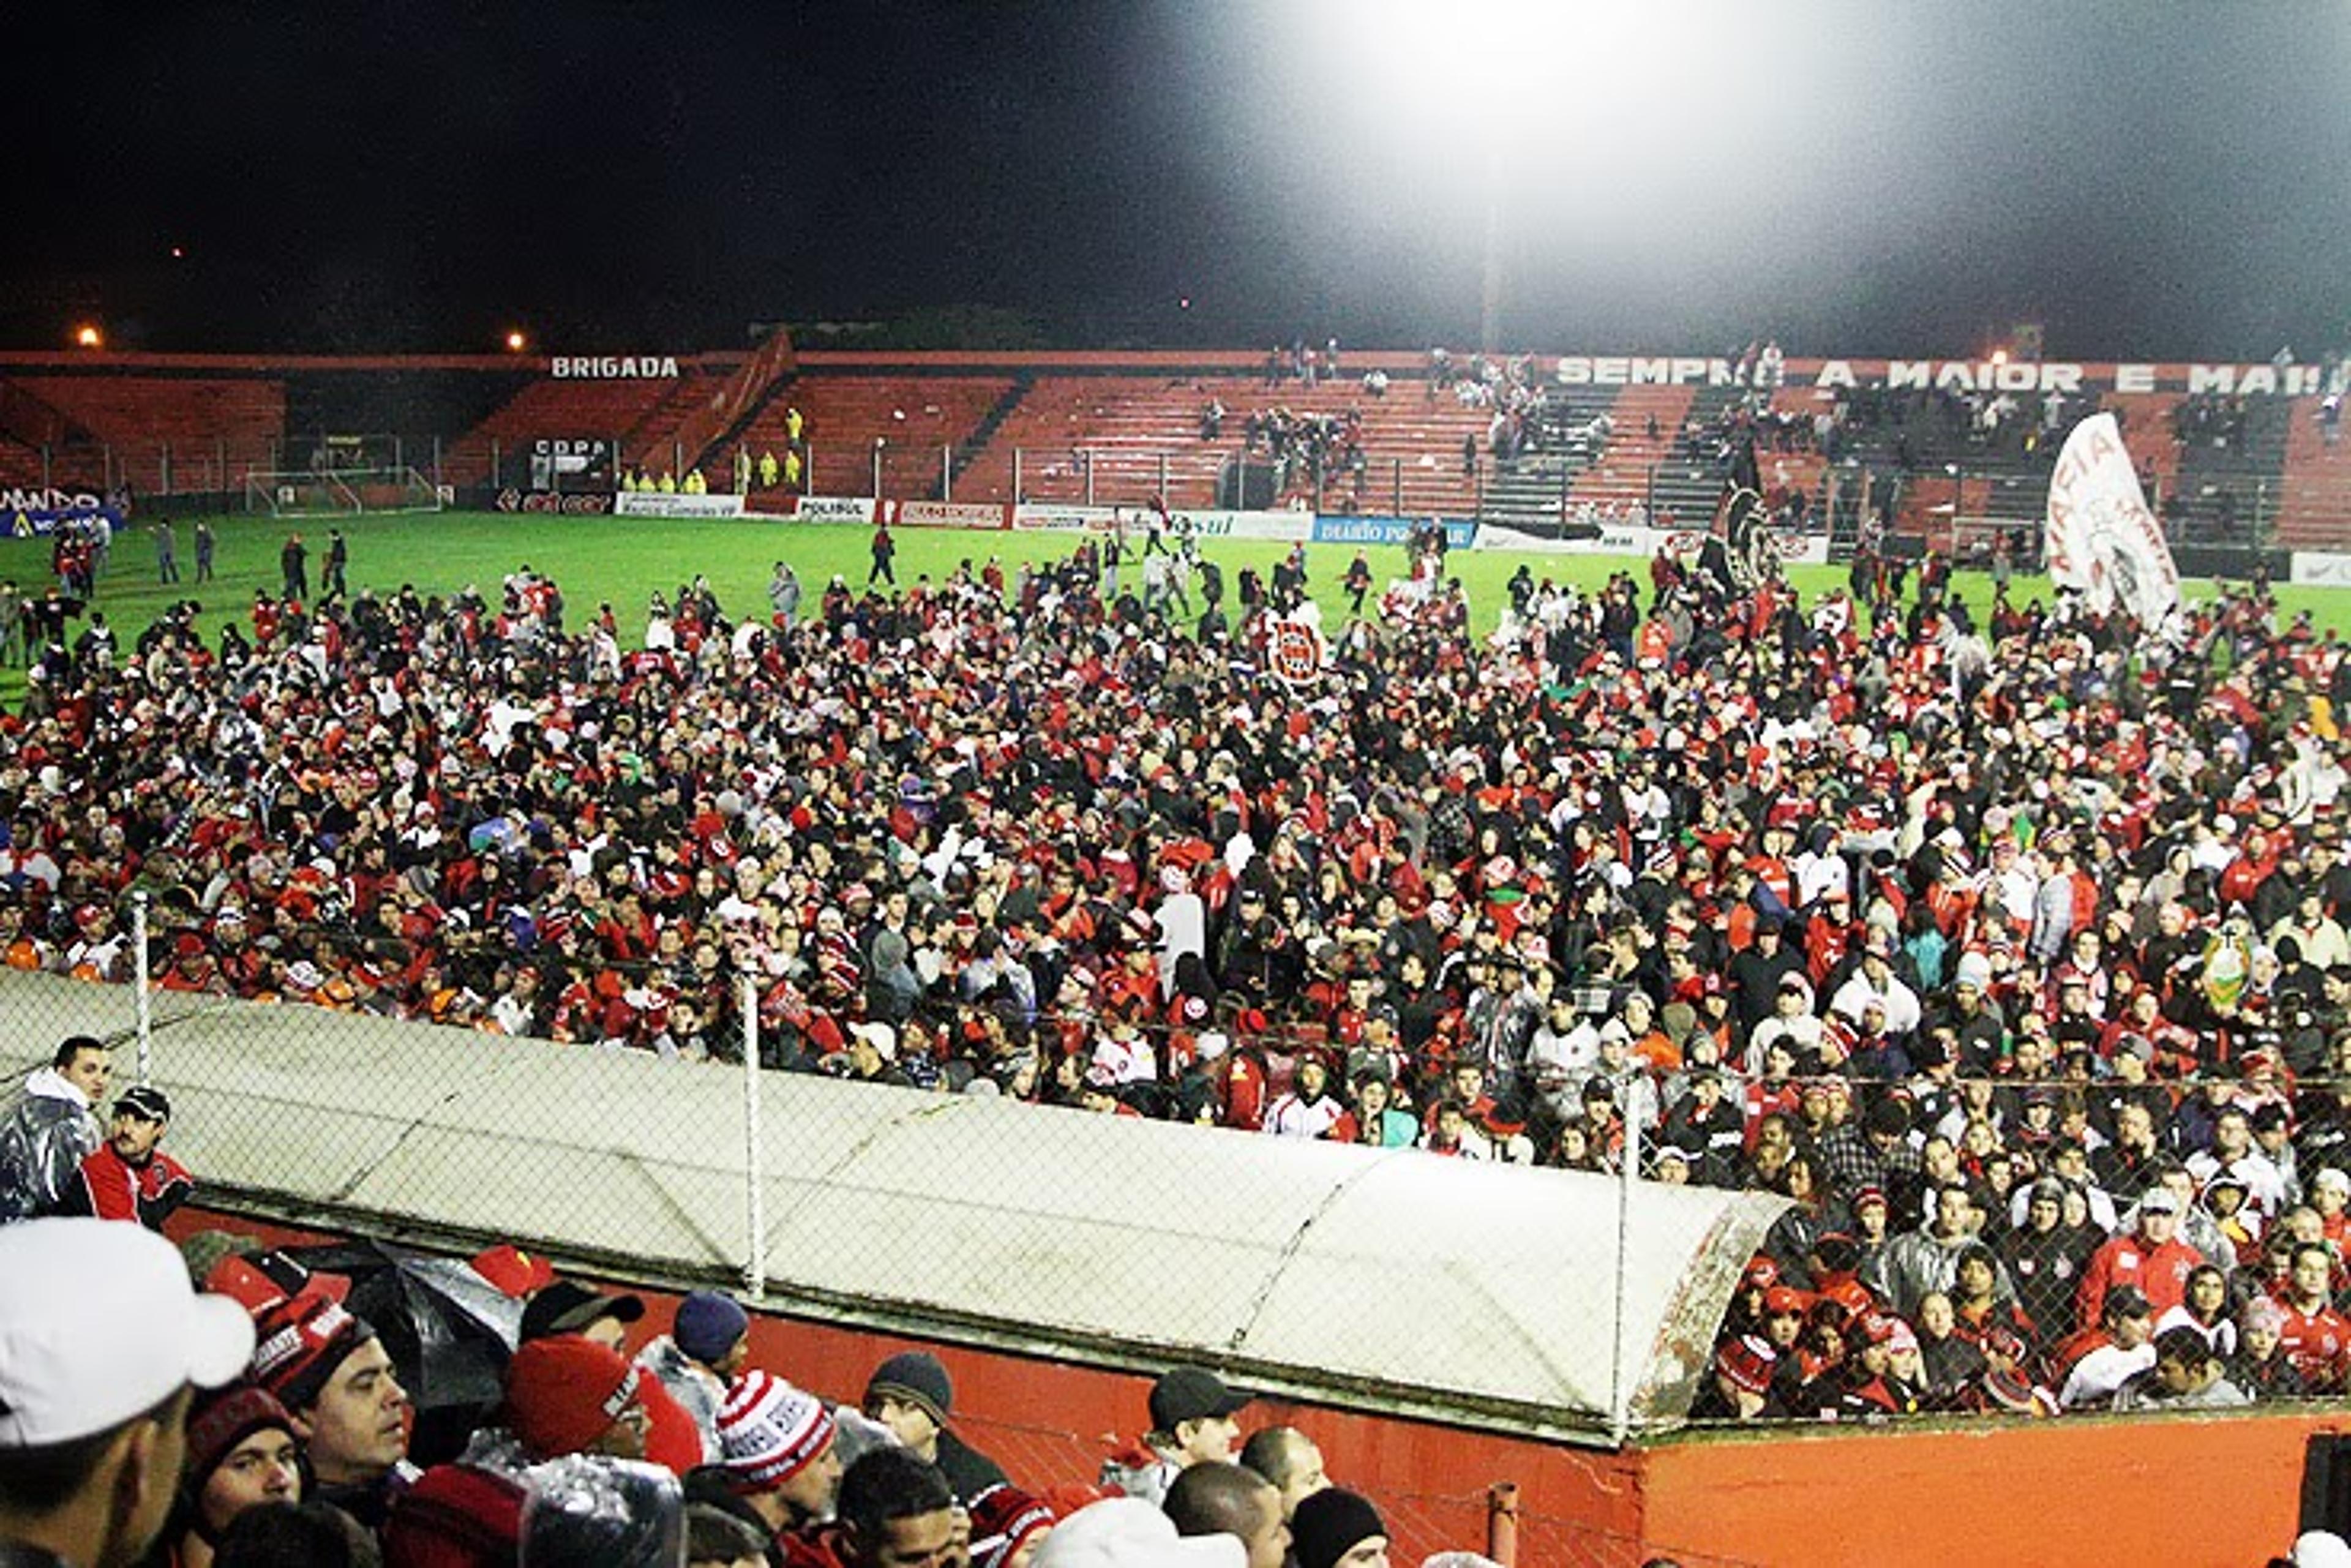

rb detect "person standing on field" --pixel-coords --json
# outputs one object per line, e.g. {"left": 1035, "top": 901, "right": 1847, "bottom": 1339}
{"left": 280, "top": 533, "right": 308, "bottom": 601}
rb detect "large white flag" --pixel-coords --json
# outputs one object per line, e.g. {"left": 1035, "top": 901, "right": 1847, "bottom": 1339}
{"left": 2044, "top": 412, "right": 2180, "bottom": 625}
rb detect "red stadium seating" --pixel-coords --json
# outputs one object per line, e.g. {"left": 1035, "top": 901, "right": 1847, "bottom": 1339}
{"left": 440, "top": 377, "right": 686, "bottom": 488}
{"left": 2274, "top": 395, "right": 2351, "bottom": 549}
{"left": 732, "top": 375, "right": 1018, "bottom": 500}
{"left": 4, "top": 374, "right": 283, "bottom": 494}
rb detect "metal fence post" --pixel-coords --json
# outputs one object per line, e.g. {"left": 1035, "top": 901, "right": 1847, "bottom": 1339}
{"left": 1485, "top": 1483, "right": 1520, "bottom": 1568}
{"left": 741, "top": 972, "right": 766, "bottom": 1303}
{"left": 132, "top": 893, "right": 152, "bottom": 1085}
{"left": 872, "top": 441, "right": 884, "bottom": 500}
{"left": 1013, "top": 447, "right": 1023, "bottom": 503}
{"left": 942, "top": 443, "right": 953, "bottom": 501}
{"left": 1609, "top": 1106, "right": 1640, "bottom": 1447}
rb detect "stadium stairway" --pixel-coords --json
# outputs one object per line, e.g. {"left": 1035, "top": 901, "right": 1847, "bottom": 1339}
{"left": 0, "top": 377, "right": 92, "bottom": 451}
{"left": 1475, "top": 385, "right": 1616, "bottom": 533}
{"left": 2278, "top": 396, "right": 2351, "bottom": 550}
{"left": 625, "top": 369, "right": 738, "bottom": 476}
{"left": 733, "top": 373, "right": 1018, "bottom": 500}
{"left": 1643, "top": 385, "right": 1750, "bottom": 529}
{"left": 947, "top": 376, "right": 1036, "bottom": 494}
{"left": 2165, "top": 394, "right": 2293, "bottom": 546}
{"left": 1560, "top": 383, "right": 1697, "bottom": 515}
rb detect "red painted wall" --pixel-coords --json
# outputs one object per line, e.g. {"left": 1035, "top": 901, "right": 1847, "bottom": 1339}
{"left": 1638, "top": 1411, "right": 2346, "bottom": 1568}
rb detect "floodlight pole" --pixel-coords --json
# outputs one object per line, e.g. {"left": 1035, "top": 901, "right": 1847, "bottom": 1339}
{"left": 741, "top": 972, "right": 766, "bottom": 1302}
{"left": 1479, "top": 143, "right": 1503, "bottom": 355}
{"left": 132, "top": 893, "right": 152, "bottom": 1085}
{"left": 1609, "top": 1104, "right": 1639, "bottom": 1447}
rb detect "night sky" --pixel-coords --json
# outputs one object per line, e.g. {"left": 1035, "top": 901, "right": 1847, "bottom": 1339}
{"left": 14, "top": 1, "right": 2349, "bottom": 361}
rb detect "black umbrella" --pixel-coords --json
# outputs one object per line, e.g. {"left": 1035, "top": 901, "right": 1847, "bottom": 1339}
{"left": 282, "top": 1239, "right": 526, "bottom": 1465}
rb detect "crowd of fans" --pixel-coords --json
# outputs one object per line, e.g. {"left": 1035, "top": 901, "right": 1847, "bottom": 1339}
{"left": 1239, "top": 409, "right": 1369, "bottom": 506}
{"left": 7, "top": 503, "right": 2351, "bottom": 1447}
{"left": 0, "top": 1212, "right": 1446, "bottom": 1567}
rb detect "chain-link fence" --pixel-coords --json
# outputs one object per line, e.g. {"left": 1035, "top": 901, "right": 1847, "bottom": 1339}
{"left": 0, "top": 897, "right": 1760, "bottom": 1444}
{"left": 9, "top": 893, "right": 2351, "bottom": 1566}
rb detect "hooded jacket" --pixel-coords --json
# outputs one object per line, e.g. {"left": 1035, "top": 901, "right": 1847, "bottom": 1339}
{"left": 0, "top": 1067, "right": 102, "bottom": 1221}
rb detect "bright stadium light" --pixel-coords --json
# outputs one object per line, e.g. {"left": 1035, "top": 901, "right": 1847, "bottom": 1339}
{"left": 1278, "top": 0, "right": 1796, "bottom": 348}
{"left": 504, "top": 330, "right": 528, "bottom": 353}
{"left": 73, "top": 324, "right": 102, "bottom": 350}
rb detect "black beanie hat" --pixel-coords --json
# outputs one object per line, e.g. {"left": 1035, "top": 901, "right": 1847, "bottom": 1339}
{"left": 1293, "top": 1487, "right": 1386, "bottom": 1568}
{"left": 864, "top": 1350, "right": 953, "bottom": 1427}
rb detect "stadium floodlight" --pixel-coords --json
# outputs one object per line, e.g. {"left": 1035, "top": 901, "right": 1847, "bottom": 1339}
{"left": 1277, "top": 0, "right": 1793, "bottom": 347}
{"left": 244, "top": 467, "right": 444, "bottom": 520}
{"left": 73, "top": 324, "right": 102, "bottom": 349}
{"left": 504, "top": 330, "right": 528, "bottom": 353}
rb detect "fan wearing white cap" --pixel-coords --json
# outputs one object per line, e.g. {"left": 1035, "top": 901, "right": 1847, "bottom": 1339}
{"left": 0, "top": 1218, "right": 255, "bottom": 1568}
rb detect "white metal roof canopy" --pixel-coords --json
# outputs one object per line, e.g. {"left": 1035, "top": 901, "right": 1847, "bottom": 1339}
{"left": 1, "top": 970, "right": 1785, "bottom": 1437}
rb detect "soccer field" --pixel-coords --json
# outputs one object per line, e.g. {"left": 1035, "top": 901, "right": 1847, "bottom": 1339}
{"left": 9, "top": 509, "right": 2347, "bottom": 685}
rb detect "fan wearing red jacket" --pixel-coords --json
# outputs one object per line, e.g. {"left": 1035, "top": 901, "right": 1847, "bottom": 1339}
{"left": 56, "top": 1082, "right": 193, "bottom": 1229}
{"left": 2076, "top": 1187, "right": 2203, "bottom": 1324}
{"left": 2277, "top": 1243, "right": 2351, "bottom": 1394}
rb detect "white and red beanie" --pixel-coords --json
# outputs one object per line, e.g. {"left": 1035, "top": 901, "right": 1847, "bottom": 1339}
{"left": 718, "top": 1370, "right": 836, "bottom": 1493}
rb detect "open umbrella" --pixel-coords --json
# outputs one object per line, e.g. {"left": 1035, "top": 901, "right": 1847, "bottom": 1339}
{"left": 282, "top": 1239, "right": 526, "bottom": 1465}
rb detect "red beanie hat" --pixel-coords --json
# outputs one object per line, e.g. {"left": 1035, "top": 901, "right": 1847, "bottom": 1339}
{"left": 503, "top": 1335, "right": 639, "bottom": 1459}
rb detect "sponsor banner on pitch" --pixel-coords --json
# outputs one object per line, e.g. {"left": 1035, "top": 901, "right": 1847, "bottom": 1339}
{"left": 613, "top": 492, "right": 747, "bottom": 519}
{"left": 1472, "top": 522, "right": 1634, "bottom": 555}
{"left": 6, "top": 506, "right": 122, "bottom": 539}
{"left": 1214, "top": 511, "right": 1314, "bottom": 542}
{"left": 1007, "top": 505, "right": 1310, "bottom": 541}
{"left": 2293, "top": 553, "right": 2351, "bottom": 587}
{"left": 787, "top": 496, "right": 880, "bottom": 523}
{"left": 1313, "top": 516, "right": 1479, "bottom": 550}
{"left": 889, "top": 500, "right": 1007, "bottom": 530}
{"left": 1009, "top": 505, "right": 1111, "bottom": 534}
{"left": 495, "top": 489, "right": 615, "bottom": 516}
{"left": 1472, "top": 521, "right": 1831, "bottom": 564}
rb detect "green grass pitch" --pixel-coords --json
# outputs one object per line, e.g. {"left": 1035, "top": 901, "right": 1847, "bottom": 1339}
{"left": 6, "top": 510, "right": 2344, "bottom": 700}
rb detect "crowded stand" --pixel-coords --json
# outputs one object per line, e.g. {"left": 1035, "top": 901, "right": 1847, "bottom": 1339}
{"left": 7, "top": 481, "right": 2351, "bottom": 1550}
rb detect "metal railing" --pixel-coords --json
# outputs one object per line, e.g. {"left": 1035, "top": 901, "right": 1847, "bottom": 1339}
{"left": 9, "top": 432, "right": 2351, "bottom": 550}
